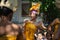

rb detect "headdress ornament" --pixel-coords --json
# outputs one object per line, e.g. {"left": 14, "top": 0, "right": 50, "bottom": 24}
{"left": 0, "top": 0, "right": 17, "bottom": 12}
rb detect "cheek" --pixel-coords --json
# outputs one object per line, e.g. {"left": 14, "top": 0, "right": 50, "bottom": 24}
{"left": 30, "top": 13, "right": 36, "bottom": 17}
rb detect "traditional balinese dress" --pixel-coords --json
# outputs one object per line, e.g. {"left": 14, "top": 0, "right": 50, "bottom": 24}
{"left": 24, "top": 22, "right": 37, "bottom": 40}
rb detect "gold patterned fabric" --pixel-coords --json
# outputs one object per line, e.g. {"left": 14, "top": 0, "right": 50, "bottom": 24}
{"left": 24, "top": 22, "right": 37, "bottom": 40}
{"left": 6, "top": 35, "right": 17, "bottom": 40}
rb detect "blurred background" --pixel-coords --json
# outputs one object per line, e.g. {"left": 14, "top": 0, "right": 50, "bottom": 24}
{"left": 11, "top": 0, "right": 60, "bottom": 25}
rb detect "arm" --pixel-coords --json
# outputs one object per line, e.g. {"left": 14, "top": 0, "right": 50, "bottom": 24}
{"left": 49, "top": 18, "right": 60, "bottom": 26}
{"left": 41, "top": 23, "right": 47, "bottom": 29}
{"left": 36, "top": 21, "right": 47, "bottom": 30}
{"left": 11, "top": 24, "right": 22, "bottom": 35}
{"left": 12, "top": 24, "right": 23, "bottom": 40}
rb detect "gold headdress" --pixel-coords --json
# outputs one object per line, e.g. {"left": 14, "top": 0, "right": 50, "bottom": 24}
{"left": 30, "top": 2, "right": 41, "bottom": 15}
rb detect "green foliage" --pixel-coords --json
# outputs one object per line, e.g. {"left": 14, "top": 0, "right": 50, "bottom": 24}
{"left": 30, "top": 0, "right": 60, "bottom": 22}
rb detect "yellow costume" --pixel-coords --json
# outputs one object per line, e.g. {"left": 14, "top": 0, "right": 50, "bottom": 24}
{"left": 6, "top": 35, "right": 17, "bottom": 40}
{"left": 0, "top": 33, "right": 17, "bottom": 40}
{"left": 24, "top": 22, "right": 37, "bottom": 40}
{"left": 0, "top": 35, "right": 17, "bottom": 40}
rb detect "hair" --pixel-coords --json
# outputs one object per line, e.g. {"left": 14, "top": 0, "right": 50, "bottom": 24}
{"left": 0, "top": 6, "right": 13, "bottom": 16}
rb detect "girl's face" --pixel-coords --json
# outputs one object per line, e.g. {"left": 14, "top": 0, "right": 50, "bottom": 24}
{"left": 30, "top": 13, "right": 37, "bottom": 21}
{"left": 30, "top": 13, "right": 36, "bottom": 18}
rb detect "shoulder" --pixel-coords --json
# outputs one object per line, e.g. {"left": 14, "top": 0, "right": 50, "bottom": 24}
{"left": 11, "top": 23, "right": 21, "bottom": 29}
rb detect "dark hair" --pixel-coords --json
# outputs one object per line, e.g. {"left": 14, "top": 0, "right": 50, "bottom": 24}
{"left": 0, "top": 6, "right": 13, "bottom": 16}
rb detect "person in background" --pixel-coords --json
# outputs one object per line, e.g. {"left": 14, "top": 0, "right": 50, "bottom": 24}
{"left": 0, "top": 0, "right": 23, "bottom": 40}
{"left": 48, "top": 18, "right": 60, "bottom": 40}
